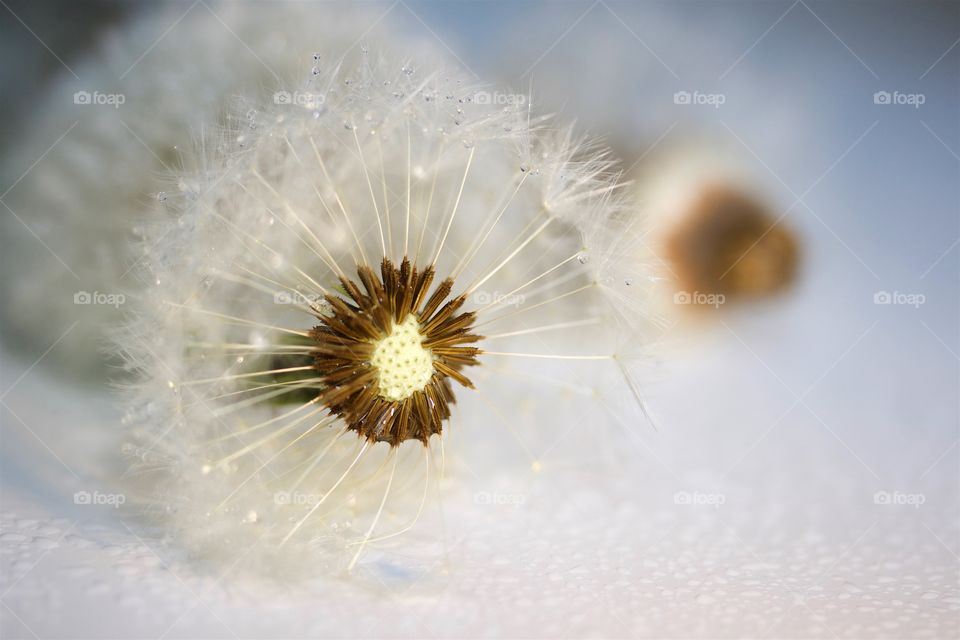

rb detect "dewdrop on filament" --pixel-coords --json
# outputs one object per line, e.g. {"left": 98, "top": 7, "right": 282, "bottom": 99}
{"left": 116, "top": 51, "right": 653, "bottom": 576}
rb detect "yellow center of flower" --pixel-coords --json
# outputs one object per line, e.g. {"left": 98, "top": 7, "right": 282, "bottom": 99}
{"left": 370, "top": 315, "right": 434, "bottom": 401}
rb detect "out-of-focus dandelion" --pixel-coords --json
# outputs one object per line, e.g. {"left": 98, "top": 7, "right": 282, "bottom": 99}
{"left": 663, "top": 185, "right": 799, "bottom": 304}
{"left": 632, "top": 142, "right": 800, "bottom": 314}
{"left": 115, "top": 52, "right": 652, "bottom": 574}
{"left": 0, "top": 3, "right": 435, "bottom": 377}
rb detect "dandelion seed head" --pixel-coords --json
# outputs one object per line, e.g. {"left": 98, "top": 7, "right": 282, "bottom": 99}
{"left": 115, "top": 49, "right": 650, "bottom": 575}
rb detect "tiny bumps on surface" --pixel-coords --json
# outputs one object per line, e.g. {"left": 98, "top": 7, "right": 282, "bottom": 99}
{"left": 370, "top": 315, "right": 435, "bottom": 401}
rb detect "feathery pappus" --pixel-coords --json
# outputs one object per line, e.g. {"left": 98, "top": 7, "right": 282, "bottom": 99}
{"left": 115, "top": 50, "right": 655, "bottom": 575}
{"left": 0, "top": 2, "right": 437, "bottom": 377}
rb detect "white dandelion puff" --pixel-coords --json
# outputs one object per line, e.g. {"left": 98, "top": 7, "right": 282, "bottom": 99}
{"left": 115, "top": 51, "right": 652, "bottom": 576}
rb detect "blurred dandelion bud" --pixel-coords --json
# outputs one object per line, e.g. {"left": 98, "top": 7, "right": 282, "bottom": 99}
{"left": 630, "top": 141, "right": 800, "bottom": 316}
{"left": 664, "top": 185, "right": 799, "bottom": 303}
{"left": 115, "top": 50, "right": 652, "bottom": 575}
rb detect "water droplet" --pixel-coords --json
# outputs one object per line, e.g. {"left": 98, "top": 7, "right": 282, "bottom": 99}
{"left": 156, "top": 192, "right": 167, "bottom": 203}
{"left": 249, "top": 332, "right": 268, "bottom": 350}
{"left": 401, "top": 65, "right": 414, "bottom": 76}
{"left": 311, "top": 66, "right": 320, "bottom": 76}
{"left": 578, "top": 252, "right": 590, "bottom": 265}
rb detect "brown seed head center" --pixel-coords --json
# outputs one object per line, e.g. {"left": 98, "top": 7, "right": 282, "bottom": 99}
{"left": 311, "top": 257, "right": 483, "bottom": 446}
